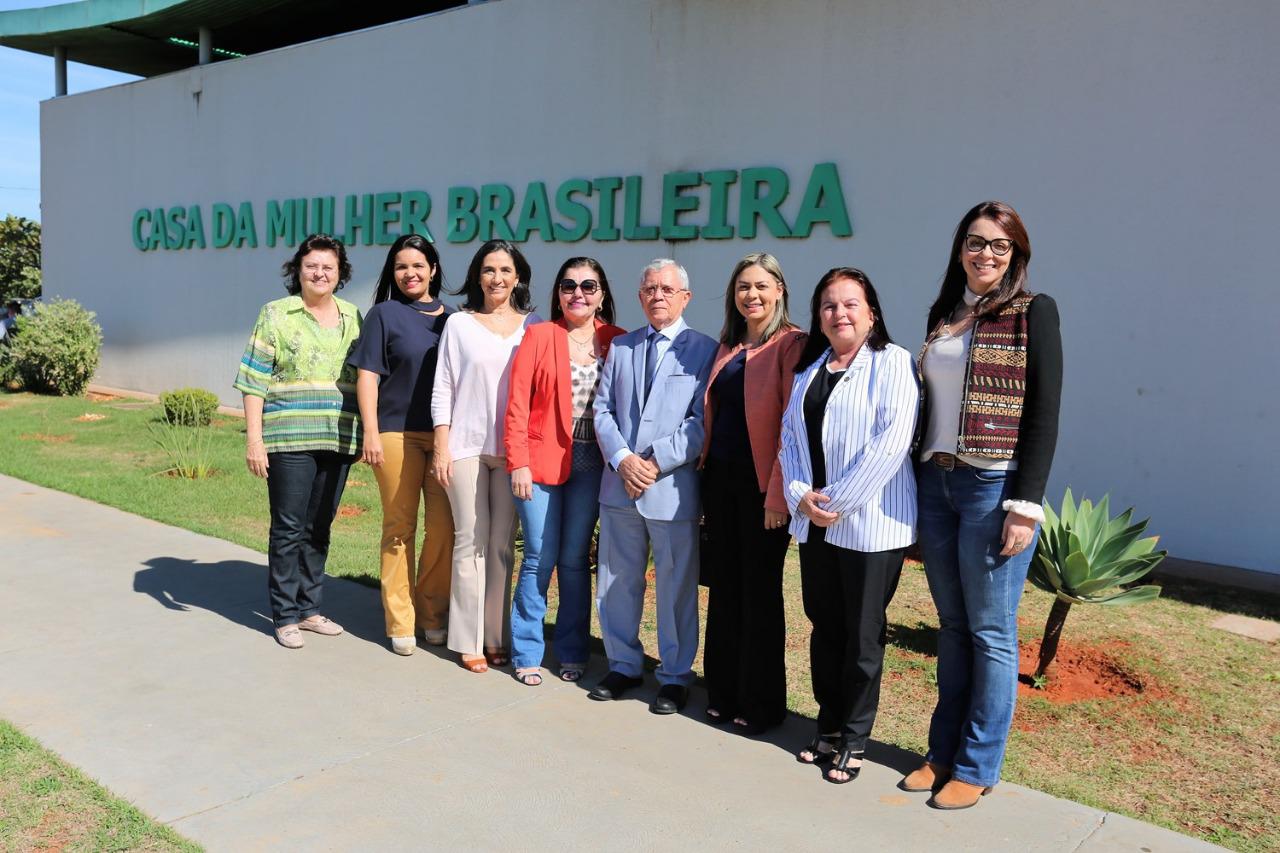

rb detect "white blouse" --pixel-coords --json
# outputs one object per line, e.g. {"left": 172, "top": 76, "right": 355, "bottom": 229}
{"left": 919, "top": 325, "right": 1012, "bottom": 472}
{"left": 430, "top": 311, "right": 541, "bottom": 459}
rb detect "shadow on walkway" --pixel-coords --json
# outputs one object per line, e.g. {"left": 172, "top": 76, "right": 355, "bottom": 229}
{"left": 130, "top": 558, "right": 442, "bottom": 657}
{"left": 131, "top": 557, "right": 925, "bottom": 776}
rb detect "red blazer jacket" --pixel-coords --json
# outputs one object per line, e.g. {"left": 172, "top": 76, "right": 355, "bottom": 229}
{"left": 505, "top": 318, "right": 626, "bottom": 485}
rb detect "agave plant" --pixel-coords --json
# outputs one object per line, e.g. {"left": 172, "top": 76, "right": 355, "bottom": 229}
{"left": 1027, "top": 488, "right": 1166, "bottom": 682}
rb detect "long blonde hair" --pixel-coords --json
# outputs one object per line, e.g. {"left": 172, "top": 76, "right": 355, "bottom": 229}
{"left": 718, "top": 252, "right": 793, "bottom": 346}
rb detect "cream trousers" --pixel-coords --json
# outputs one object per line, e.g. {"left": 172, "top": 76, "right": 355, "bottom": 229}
{"left": 443, "top": 454, "right": 516, "bottom": 655}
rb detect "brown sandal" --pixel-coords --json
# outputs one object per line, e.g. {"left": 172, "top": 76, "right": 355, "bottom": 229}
{"left": 484, "top": 647, "right": 509, "bottom": 667}
{"left": 460, "top": 654, "right": 489, "bottom": 673}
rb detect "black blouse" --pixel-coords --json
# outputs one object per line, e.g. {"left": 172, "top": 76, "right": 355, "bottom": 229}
{"left": 709, "top": 350, "right": 751, "bottom": 462}
{"left": 803, "top": 364, "right": 846, "bottom": 492}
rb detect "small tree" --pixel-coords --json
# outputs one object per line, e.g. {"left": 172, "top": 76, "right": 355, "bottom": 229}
{"left": 10, "top": 266, "right": 41, "bottom": 300}
{"left": 0, "top": 215, "right": 41, "bottom": 300}
{"left": 8, "top": 299, "right": 102, "bottom": 395}
{"left": 1028, "top": 489, "right": 1166, "bottom": 682}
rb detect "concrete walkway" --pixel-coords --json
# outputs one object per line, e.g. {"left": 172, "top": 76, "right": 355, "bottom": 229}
{"left": 0, "top": 474, "right": 1219, "bottom": 852}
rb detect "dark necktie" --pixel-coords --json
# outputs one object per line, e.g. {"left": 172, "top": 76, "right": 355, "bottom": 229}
{"left": 644, "top": 330, "right": 661, "bottom": 403}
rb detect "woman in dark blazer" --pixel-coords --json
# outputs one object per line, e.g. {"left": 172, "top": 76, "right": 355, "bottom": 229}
{"left": 505, "top": 257, "right": 625, "bottom": 685}
{"left": 901, "top": 201, "right": 1062, "bottom": 809}
{"left": 699, "top": 252, "right": 806, "bottom": 735}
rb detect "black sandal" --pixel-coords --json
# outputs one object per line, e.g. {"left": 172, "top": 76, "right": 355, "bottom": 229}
{"left": 796, "top": 734, "right": 841, "bottom": 766}
{"left": 824, "top": 747, "right": 864, "bottom": 784}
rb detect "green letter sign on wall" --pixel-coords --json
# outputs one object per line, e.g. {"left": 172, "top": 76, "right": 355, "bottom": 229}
{"left": 130, "top": 165, "right": 853, "bottom": 252}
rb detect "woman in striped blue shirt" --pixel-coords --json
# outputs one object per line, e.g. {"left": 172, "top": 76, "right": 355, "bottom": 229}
{"left": 779, "top": 267, "right": 919, "bottom": 784}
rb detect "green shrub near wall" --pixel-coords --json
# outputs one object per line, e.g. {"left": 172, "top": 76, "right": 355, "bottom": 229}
{"left": 7, "top": 299, "right": 102, "bottom": 396}
{"left": 159, "top": 388, "right": 219, "bottom": 427}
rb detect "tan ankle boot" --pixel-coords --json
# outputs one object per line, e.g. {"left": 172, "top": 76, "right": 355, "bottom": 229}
{"left": 899, "top": 761, "right": 949, "bottom": 793}
{"left": 929, "top": 779, "right": 993, "bottom": 810}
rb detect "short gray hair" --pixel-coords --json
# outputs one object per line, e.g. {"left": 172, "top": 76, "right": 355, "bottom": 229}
{"left": 640, "top": 258, "right": 690, "bottom": 291}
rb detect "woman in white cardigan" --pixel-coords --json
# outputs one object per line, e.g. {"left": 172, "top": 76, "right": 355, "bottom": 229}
{"left": 780, "top": 267, "right": 918, "bottom": 785}
{"left": 431, "top": 240, "right": 541, "bottom": 673}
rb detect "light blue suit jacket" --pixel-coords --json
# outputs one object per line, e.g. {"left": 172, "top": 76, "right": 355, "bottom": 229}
{"left": 594, "top": 323, "right": 718, "bottom": 520}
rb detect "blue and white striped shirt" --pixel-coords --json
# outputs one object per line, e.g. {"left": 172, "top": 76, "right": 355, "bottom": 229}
{"left": 779, "top": 343, "right": 919, "bottom": 551}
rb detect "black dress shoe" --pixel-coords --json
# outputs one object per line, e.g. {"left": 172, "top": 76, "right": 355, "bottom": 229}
{"left": 588, "top": 671, "right": 642, "bottom": 701}
{"left": 650, "top": 684, "right": 688, "bottom": 715}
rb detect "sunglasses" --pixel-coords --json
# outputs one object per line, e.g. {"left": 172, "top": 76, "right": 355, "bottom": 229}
{"left": 559, "top": 279, "right": 601, "bottom": 295}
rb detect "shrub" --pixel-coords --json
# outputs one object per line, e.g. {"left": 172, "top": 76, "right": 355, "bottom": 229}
{"left": 160, "top": 387, "right": 219, "bottom": 427}
{"left": 8, "top": 299, "right": 101, "bottom": 396}
{"left": 0, "top": 348, "right": 20, "bottom": 391}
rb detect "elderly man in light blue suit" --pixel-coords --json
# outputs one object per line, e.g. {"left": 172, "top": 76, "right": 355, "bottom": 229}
{"left": 590, "top": 258, "right": 718, "bottom": 714}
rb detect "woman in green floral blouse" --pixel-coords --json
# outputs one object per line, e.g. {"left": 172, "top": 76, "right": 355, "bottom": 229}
{"left": 234, "top": 233, "right": 363, "bottom": 649}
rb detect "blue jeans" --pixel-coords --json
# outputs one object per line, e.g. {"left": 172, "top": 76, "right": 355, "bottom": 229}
{"left": 266, "top": 450, "right": 354, "bottom": 626}
{"left": 510, "top": 465, "right": 603, "bottom": 670}
{"left": 916, "top": 462, "right": 1039, "bottom": 788}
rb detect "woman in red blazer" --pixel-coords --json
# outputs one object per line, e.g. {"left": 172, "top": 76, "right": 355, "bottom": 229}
{"left": 505, "top": 257, "right": 626, "bottom": 685}
{"left": 700, "top": 252, "right": 807, "bottom": 733}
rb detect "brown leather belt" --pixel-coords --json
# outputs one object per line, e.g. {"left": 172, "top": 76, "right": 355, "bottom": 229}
{"left": 931, "top": 453, "right": 971, "bottom": 471}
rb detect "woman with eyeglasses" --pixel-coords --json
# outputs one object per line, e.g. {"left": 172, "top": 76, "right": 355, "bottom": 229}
{"left": 504, "top": 258, "right": 626, "bottom": 685}
{"left": 698, "top": 252, "right": 806, "bottom": 735}
{"left": 348, "top": 234, "right": 454, "bottom": 656}
{"left": 431, "top": 240, "right": 541, "bottom": 673}
{"left": 900, "top": 201, "right": 1062, "bottom": 809}
{"left": 234, "top": 234, "right": 362, "bottom": 650}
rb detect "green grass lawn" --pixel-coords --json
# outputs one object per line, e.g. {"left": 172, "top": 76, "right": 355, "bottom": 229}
{"left": 0, "top": 720, "right": 200, "bottom": 852}
{"left": 1, "top": 390, "right": 1278, "bottom": 851}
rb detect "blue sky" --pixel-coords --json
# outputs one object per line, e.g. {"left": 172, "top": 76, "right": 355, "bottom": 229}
{"left": 0, "top": 1, "right": 139, "bottom": 222}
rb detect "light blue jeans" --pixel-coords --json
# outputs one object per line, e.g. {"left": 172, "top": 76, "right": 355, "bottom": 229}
{"left": 916, "top": 462, "right": 1039, "bottom": 788}
{"left": 510, "top": 465, "right": 603, "bottom": 670}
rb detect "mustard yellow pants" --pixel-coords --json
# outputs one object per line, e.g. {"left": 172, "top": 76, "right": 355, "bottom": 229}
{"left": 371, "top": 431, "right": 454, "bottom": 638}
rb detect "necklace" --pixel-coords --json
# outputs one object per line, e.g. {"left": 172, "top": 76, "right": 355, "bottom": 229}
{"left": 942, "top": 289, "right": 981, "bottom": 337}
{"left": 568, "top": 328, "right": 595, "bottom": 352}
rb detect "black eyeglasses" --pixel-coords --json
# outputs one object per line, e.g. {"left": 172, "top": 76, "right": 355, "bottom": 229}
{"left": 964, "top": 235, "right": 1013, "bottom": 256}
{"left": 558, "top": 279, "right": 601, "bottom": 295}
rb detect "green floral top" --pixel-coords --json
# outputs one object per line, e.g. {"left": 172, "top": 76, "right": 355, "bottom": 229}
{"left": 233, "top": 295, "right": 363, "bottom": 454}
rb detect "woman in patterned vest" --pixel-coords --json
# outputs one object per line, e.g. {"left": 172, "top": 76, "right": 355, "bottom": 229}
{"left": 901, "top": 201, "right": 1063, "bottom": 809}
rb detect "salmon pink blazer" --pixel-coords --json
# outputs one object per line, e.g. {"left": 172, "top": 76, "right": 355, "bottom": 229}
{"left": 505, "top": 318, "right": 626, "bottom": 485}
{"left": 699, "top": 327, "right": 807, "bottom": 513}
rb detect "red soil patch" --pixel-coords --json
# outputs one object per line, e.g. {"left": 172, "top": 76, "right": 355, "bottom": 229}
{"left": 337, "top": 505, "right": 367, "bottom": 518}
{"left": 85, "top": 391, "right": 121, "bottom": 402}
{"left": 1018, "top": 639, "right": 1148, "bottom": 703}
{"left": 19, "top": 432, "right": 73, "bottom": 443}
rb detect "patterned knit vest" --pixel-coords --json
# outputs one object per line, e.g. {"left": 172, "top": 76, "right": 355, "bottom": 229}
{"left": 955, "top": 293, "right": 1035, "bottom": 459}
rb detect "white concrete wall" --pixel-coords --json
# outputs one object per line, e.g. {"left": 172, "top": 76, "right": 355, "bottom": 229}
{"left": 39, "top": 0, "right": 1279, "bottom": 573}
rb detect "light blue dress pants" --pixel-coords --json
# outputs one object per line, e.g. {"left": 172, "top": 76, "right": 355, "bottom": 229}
{"left": 596, "top": 504, "right": 700, "bottom": 686}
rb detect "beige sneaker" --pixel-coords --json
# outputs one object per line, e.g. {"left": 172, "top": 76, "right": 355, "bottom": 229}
{"left": 390, "top": 636, "right": 416, "bottom": 656}
{"left": 275, "top": 625, "right": 305, "bottom": 649}
{"left": 298, "top": 615, "right": 343, "bottom": 636}
{"left": 423, "top": 628, "right": 447, "bottom": 646}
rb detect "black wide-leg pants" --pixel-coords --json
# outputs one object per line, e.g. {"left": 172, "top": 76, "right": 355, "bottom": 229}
{"left": 702, "top": 457, "right": 792, "bottom": 725}
{"left": 798, "top": 538, "right": 905, "bottom": 751}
